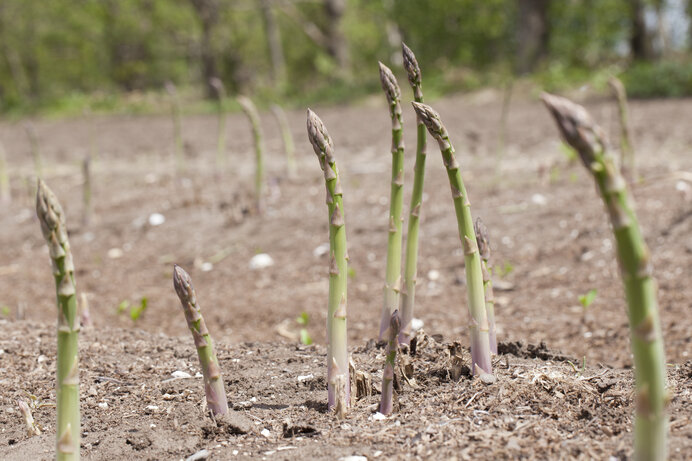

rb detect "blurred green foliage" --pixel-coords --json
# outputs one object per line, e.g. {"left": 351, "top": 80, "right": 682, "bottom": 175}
{"left": 0, "top": 0, "right": 689, "bottom": 115}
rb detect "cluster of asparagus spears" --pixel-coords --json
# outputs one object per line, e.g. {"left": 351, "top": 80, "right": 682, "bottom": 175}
{"left": 31, "top": 48, "right": 667, "bottom": 461}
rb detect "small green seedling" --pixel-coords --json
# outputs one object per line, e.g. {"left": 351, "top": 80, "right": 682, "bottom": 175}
{"left": 567, "top": 356, "right": 587, "bottom": 377}
{"left": 0, "top": 305, "right": 10, "bottom": 317}
{"left": 578, "top": 289, "right": 597, "bottom": 309}
{"left": 497, "top": 261, "right": 514, "bottom": 278}
{"left": 117, "top": 297, "right": 148, "bottom": 322}
{"left": 296, "top": 312, "right": 313, "bottom": 345}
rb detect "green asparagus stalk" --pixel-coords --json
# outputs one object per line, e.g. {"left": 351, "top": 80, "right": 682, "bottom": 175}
{"left": 172, "top": 265, "right": 229, "bottom": 416}
{"left": 411, "top": 102, "right": 492, "bottom": 376}
{"left": 165, "top": 82, "right": 185, "bottom": 173}
{"left": 0, "top": 141, "right": 10, "bottom": 204}
{"left": 378, "top": 62, "right": 405, "bottom": 341}
{"left": 608, "top": 76, "right": 636, "bottom": 183}
{"left": 271, "top": 104, "right": 297, "bottom": 178}
{"left": 474, "top": 218, "right": 496, "bottom": 354}
{"left": 36, "top": 179, "right": 80, "bottom": 460}
{"left": 379, "top": 309, "right": 400, "bottom": 415}
{"left": 238, "top": 96, "right": 265, "bottom": 212}
{"left": 81, "top": 156, "right": 92, "bottom": 227}
{"left": 209, "top": 78, "right": 228, "bottom": 169}
{"left": 306, "top": 109, "right": 350, "bottom": 416}
{"left": 542, "top": 93, "right": 668, "bottom": 461}
{"left": 399, "top": 43, "right": 427, "bottom": 345}
{"left": 25, "top": 123, "right": 43, "bottom": 178}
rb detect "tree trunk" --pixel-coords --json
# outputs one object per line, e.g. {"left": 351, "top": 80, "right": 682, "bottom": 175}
{"left": 259, "top": 0, "right": 286, "bottom": 87}
{"left": 190, "top": 0, "right": 220, "bottom": 99}
{"left": 515, "top": 0, "right": 550, "bottom": 75}
{"left": 630, "top": 0, "right": 653, "bottom": 60}
{"left": 324, "top": 0, "right": 350, "bottom": 79}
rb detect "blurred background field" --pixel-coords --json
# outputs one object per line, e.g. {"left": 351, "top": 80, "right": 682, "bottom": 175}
{"left": 0, "top": 0, "right": 690, "bottom": 117}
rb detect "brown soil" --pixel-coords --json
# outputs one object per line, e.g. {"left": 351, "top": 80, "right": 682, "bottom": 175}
{"left": 0, "top": 91, "right": 691, "bottom": 459}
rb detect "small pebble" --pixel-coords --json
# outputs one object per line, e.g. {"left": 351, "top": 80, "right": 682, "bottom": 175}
{"left": 411, "top": 318, "right": 424, "bottom": 331}
{"left": 313, "top": 243, "right": 330, "bottom": 257}
{"left": 107, "top": 248, "right": 123, "bottom": 259}
{"left": 148, "top": 213, "right": 165, "bottom": 226}
{"left": 297, "top": 374, "right": 314, "bottom": 383}
{"left": 98, "top": 402, "right": 108, "bottom": 409}
{"left": 171, "top": 371, "right": 192, "bottom": 379}
{"left": 185, "top": 449, "right": 210, "bottom": 461}
{"left": 480, "top": 373, "right": 496, "bottom": 385}
{"left": 261, "top": 428, "right": 271, "bottom": 438}
{"left": 249, "top": 253, "right": 274, "bottom": 270}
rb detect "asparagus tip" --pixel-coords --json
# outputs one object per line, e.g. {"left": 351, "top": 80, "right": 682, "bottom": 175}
{"left": 540, "top": 93, "right": 606, "bottom": 167}
{"left": 306, "top": 109, "right": 333, "bottom": 160}
{"left": 411, "top": 102, "right": 445, "bottom": 141}
{"left": 401, "top": 42, "right": 421, "bottom": 87}
{"left": 172, "top": 264, "right": 193, "bottom": 302}
{"left": 378, "top": 62, "right": 401, "bottom": 107}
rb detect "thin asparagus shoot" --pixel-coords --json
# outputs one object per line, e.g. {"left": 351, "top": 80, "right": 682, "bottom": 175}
{"left": 17, "top": 399, "right": 41, "bottom": 436}
{"left": 542, "top": 93, "right": 667, "bottom": 461}
{"left": 399, "top": 43, "right": 427, "bottom": 345}
{"left": 172, "top": 265, "right": 229, "bottom": 416}
{"left": 306, "top": 109, "right": 350, "bottom": 416}
{"left": 36, "top": 179, "right": 80, "bottom": 460}
{"left": 411, "top": 102, "right": 492, "bottom": 376}
{"left": 165, "top": 82, "right": 185, "bottom": 173}
{"left": 82, "top": 156, "right": 92, "bottom": 227}
{"left": 210, "top": 78, "right": 228, "bottom": 168}
{"left": 25, "top": 122, "right": 43, "bottom": 178}
{"left": 378, "top": 62, "right": 405, "bottom": 341}
{"left": 271, "top": 104, "right": 297, "bottom": 178}
{"left": 238, "top": 96, "right": 265, "bottom": 211}
{"left": 0, "top": 141, "right": 10, "bottom": 203}
{"left": 379, "top": 309, "right": 400, "bottom": 416}
{"left": 474, "top": 218, "right": 496, "bottom": 354}
{"left": 608, "top": 76, "right": 636, "bottom": 182}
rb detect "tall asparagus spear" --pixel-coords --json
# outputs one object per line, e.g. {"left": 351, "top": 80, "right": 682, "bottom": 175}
{"left": 0, "top": 141, "right": 10, "bottom": 204}
{"left": 542, "top": 93, "right": 667, "bottom": 461}
{"left": 608, "top": 76, "right": 636, "bottom": 182}
{"left": 172, "top": 265, "right": 228, "bottom": 416}
{"left": 379, "top": 309, "right": 400, "bottom": 416}
{"left": 36, "top": 179, "right": 80, "bottom": 460}
{"left": 411, "top": 102, "right": 492, "bottom": 376}
{"left": 474, "top": 218, "right": 496, "bottom": 354}
{"left": 377, "top": 62, "right": 405, "bottom": 341}
{"left": 399, "top": 43, "right": 427, "bottom": 345}
{"left": 209, "top": 78, "right": 228, "bottom": 169}
{"left": 271, "top": 104, "right": 297, "bottom": 178}
{"left": 165, "top": 82, "right": 185, "bottom": 173}
{"left": 238, "top": 96, "right": 265, "bottom": 211}
{"left": 306, "top": 109, "right": 350, "bottom": 416}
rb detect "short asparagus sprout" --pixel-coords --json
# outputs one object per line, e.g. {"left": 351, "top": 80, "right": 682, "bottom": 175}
{"left": 238, "top": 96, "right": 265, "bottom": 211}
{"left": 541, "top": 93, "right": 668, "bottom": 461}
{"left": 0, "top": 141, "right": 10, "bottom": 203}
{"left": 306, "top": 109, "right": 350, "bottom": 416}
{"left": 209, "top": 78, "right": 228, "bottom": 168}
{"left": 474, "top": 218, "right": 497, "bottom": 354}
{"left": 17, "top": 399, "right": 41, "bottom": 436}
{"left": 165, "top": 82, "right": 185, "bottom": 173}
{"left": 608, "top": 76, "right": 636, "bottom": 182}
{"left": 378, "top": 62, "right": 405, "bottom": 341}
{"left": 379, "top": 310, "right": 400, "bottom": 416}
{"left": 399, "top": 43, "right": 428, "bottom": 345}
{"left": 82, "top": 156, "right": 92, "bottom": 226}
{"left": 172, "top": 265, "right": 229, "bottom": 416}
{"left": 36, "top": 179, "right": 81, "bottom": 460}
{"left": 271, "top": 104, "right": 297, "bottom": 177}
{"left": 411, "top": 102, "right": 492, "bottom": 376}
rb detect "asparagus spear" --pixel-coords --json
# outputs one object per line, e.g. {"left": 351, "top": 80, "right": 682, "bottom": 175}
{"left": 399, "top": 43, "right": 427, "bottom": 345}
{"left": 306, "top": 109, "right": 350, "bottom": 416}
{"left": 379, "top": 310, "right": 400, "bottom": 416}
{"left": 172, "top": 265, "right": 229, "bottom": 416}
{"left": 81, "top": 156, "right": 92, "bottom": 227}
{"left": 36, "top": 179, "right": 80, "bottom": 460}
{"left": 209, "top": 78, "right": 228, "bottom": 169}
{"left": 541, "top": 93, "right": 667, "bottom": 461}
{"left": 474, "top": 218, "right": 497, "bottom": 354}
{"left": 271, "top": 104, "right": 297, "bottom": 178}
{"left": 0, "top": 141, "right": 10, "bottom": 204}
{"left": 608, "top": 76, "right": 636, "bottom": 182}
{"left": 411, "top": 102, "right": 492, "bottom": 376}
{"left": 165, "top": 82, "right": 185, "bottom": 174}
{"left": 377, "top": 62, "right": 405, "bottom": 341}
{"left": 238, "top": 96, "right": 265, "bottom": 212}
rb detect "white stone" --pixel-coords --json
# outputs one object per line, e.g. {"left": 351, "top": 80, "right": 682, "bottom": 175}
{"left": 171, "top": 370, "right": 192, "bottom": 379}
{"left": 427, "top": 270, "right": 440, "bottom": 281}
{"left": 411, "top": 318, "right": 424, "bottom": 331}
{"left": 261, "top": 428, "right": 271, "bottom": 438}
{"left": 148, "top": 213, "right": 166, "bottom": 226}
{"left": 249, "top": 253, "right": 274, "bottom": 270}
{"left": 531, "top": 193, "right": 547, "bottom": 206}
{"left": 297, "top": 374, "right": 314, "bottom": 382}
{"left": 313, "top": 243, "right": 330, "bottom": 257}
{"left": 107, "top": 248, "right": 123, "bottom": 259}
